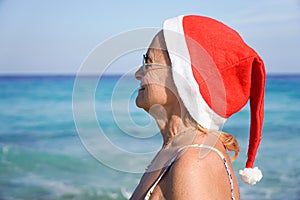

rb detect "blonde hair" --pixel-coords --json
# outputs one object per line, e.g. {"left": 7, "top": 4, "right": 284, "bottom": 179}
{"left": 184, "top": 113, "right": 239, "bottom": 161}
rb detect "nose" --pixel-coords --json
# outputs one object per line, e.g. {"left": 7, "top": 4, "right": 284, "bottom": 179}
{"left": 135, "top": 67, "right": 143, "bottom": 80}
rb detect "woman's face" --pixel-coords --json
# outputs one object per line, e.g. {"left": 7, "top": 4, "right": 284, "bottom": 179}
{"left": 135, "top": 33, "right": 178, "bottom": 112}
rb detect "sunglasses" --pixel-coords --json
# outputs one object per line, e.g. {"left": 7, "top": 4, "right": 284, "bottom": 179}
{"left": 142, "top": 54, "right": 170, "bottom": 75}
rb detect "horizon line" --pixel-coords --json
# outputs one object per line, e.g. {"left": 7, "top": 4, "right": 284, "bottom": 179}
{"left": 0, "top": 72, "right": 300, "bottom": 77}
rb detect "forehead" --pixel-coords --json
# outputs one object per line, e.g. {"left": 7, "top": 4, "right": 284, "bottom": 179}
{"left": 146, "top": 47, "right": 164, "bottom": 59}
{"left": 146, "top": 48, "right": 171, "bottom": 66}
{"left": 145, "top": 30, "right": 171, "bottom": 65}
{"left": 147, "top": 31, "right": 167, "bottom": 55}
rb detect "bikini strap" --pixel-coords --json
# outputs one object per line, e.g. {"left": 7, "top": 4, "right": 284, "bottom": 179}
{"left": 145, "top": 144, "right": 235, "bottom": 200}
{"left": 187, "top": 144, "right": 235, "bottom": 200}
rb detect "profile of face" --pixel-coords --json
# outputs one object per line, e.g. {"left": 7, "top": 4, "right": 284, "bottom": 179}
{"left": 135, "top": 31, "right": 179, "bottom": 113}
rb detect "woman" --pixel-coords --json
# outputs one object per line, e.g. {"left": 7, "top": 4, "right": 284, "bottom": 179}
{"left": 131, "top": 15, "right": 265, "bottom": 200}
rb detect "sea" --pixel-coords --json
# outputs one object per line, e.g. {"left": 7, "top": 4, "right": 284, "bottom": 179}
{"left": 0, "top": 74, "right": 300, "bottom": 200}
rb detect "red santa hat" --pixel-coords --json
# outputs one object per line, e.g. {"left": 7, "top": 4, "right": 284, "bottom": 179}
{"left": 163, "top": 15, "right": 265, "bottom": 185}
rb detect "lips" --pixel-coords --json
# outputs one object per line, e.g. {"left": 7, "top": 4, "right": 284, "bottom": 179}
{"left": 139, "top": 83, "right": 146, "bottom": 92}
{"left": 139, "top": 87, "right": 145, "bottom": 92}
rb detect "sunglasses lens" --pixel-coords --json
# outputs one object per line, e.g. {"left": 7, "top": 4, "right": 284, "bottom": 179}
{"left": 142, "top": 54, "right": 146, "bottom": 74}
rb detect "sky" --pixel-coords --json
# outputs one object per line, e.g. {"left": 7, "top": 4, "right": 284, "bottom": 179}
{"left": 0, "top": 0, "right": 299, "bottom": 74}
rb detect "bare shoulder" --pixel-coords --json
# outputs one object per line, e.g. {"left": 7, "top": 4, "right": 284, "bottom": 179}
{"left": 163, "top": 147, "right": 234, "bottom": 199}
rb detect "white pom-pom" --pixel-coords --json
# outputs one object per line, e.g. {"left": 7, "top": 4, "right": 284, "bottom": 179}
{"left": 239, "top": 167, "right": 263, "bottom": 185}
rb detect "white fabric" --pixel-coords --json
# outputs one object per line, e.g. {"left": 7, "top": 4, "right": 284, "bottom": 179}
{"left": 239, "top": 167, "right": 263, "bottom": 185}
{"left": 163, "top": 15, "right": 227, "bottom": 130}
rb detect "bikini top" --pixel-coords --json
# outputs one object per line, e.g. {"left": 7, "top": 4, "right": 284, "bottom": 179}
{"left": 144, "top": 144, "right": 235, "bottom": 200}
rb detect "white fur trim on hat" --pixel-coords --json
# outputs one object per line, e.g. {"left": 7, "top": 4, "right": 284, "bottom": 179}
{"left": 163, "top": 15, "right": 227, "bottom": 130}
{"left": 239, "top": 167, "right": 263, "bottom": 185}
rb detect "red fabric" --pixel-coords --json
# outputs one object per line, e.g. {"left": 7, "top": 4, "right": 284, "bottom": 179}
{"left": 182, "top": 15, "right": 266, "bottom": 168}
{"left": 247, "top": 57, "right": 266, "bottom": 168}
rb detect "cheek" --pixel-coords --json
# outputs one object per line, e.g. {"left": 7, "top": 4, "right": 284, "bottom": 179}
{"left": 147, "top": 84, "right": 168, "bottom": 105}
{"left": 137, "top": 69, "right": 179, "bottom": 109}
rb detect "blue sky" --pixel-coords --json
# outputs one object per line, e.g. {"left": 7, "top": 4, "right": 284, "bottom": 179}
{"left": 0, "top": 0, "right": 299, "bottom": 74}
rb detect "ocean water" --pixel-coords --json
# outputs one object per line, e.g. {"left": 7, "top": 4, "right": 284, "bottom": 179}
{"left": 0, "top": 74, "right": 300, "bottom": 200}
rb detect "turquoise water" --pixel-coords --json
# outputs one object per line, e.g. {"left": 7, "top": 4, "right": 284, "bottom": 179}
{"left": 0, "top": 75, "right": 300, "bottom": 200}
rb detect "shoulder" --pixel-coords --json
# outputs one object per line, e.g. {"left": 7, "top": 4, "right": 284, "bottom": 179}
{"left": 172, "top": 146, "right": 222, "bottom": 182}
{"left": 164, "top": 146, "right": 227, "bottom": 198}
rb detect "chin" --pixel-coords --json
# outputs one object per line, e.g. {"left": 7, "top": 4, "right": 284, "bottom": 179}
{"left": 135, "top": 98, "right": 143, "bottom": 108}
{"left": 135, "top": 97, "right": 150, "bottom": 111}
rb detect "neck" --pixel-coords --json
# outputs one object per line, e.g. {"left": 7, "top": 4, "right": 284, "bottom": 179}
{"left": 149, "top": 102, "right": 191, "bottom": 147}
{"left": 161, "top": 115, "right": 184, "bottom": 146}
